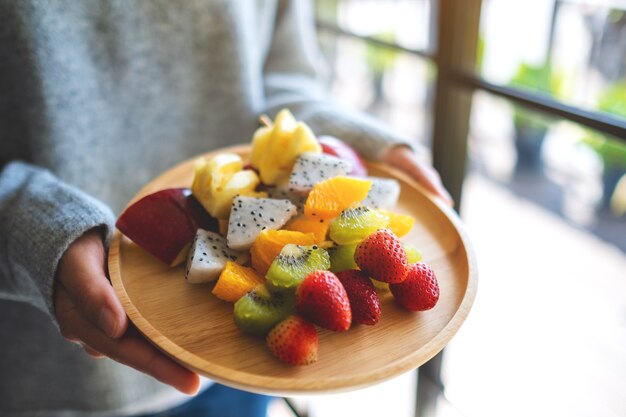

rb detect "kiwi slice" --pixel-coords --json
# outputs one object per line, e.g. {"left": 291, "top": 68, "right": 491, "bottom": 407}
{"left": 329, "top": 206, "right": 389, "bottom": 245}
{"left": 328, "top": 243, "right": 358, "bottom": 273}
{"left": 404, "top": 244, "right": 423, "bottom": 264}
{"left": 233, "top": 284, "right": 295, "bottom": 337}
{"left": 265, "top": 244, "right": 330, "bottom": 291}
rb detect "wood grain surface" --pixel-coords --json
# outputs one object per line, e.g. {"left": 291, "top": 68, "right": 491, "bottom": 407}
{"left": 108, "top": 145, "right": 478, "bottom": 395}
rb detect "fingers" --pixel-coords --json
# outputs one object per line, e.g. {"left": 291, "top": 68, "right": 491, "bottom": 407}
{"left": 84, "top": 345, "right": 105, "bottom": 358}
{"left": 55, "top": 284, "right": 200, "bottom": 395}
{"left": 56, "top": 230, "right": 128, "bottom": 338}
{"left": 381, "top": 145, "right": 454, "bottom": 207}
{"left": 54, "top": 229, "right": 200, "bottom": 394}
{"left": 406, "top": 161, "right": 454, "bottom": 207}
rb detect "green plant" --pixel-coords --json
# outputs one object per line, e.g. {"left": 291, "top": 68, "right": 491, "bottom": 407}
{"left": 364, "top": 32, "right": 399, "bottom": 77}
{"left": 598, "top": 81, "right": 626, "bottom": 121}
{"left": 582, "top": 82, "right": 626, "bottom": 169}
{"left": 581, "top": 81, "right": 626, "bottom": 207}
{"left": 509, "top": 62, "right": 563, "bottom": 130}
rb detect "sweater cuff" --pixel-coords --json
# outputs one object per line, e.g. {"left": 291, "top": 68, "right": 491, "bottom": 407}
{"left": 0, "top": 161, "right": 115, "bottom": 322}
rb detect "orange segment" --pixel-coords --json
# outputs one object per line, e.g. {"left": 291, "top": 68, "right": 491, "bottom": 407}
{"left": 377, "top": 209, "right": 415, "bottom": 237}
{"left": 250, "top": 230, "right": 316, "bottom": 276}
{"left": 304, "top": 176, "right": 372, "bottom": 220}
{"left": 212, "top": 262, "right": 265, "bottom": 302}
{"left": 283, "top": 216, "right": 330, "bottom": 243}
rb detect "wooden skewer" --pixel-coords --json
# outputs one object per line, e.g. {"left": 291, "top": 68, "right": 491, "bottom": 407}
{"left": 259, "top": 114, "right": 273, "bottom": 128}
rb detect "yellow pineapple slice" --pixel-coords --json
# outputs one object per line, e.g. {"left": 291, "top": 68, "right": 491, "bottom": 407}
{"left": 250, "top": 126, "right": 271, "bottom": 169}
{"left": 206, "top": 153, "right": 242, "bottom": 190}
{"left": 199, "top": 169, "right": 261, "bottom": 219}
{"left": 192, "top": 152, "right": 264, "bottom": 219}
{"left": 251, "top": 109, "right": 322, "bottom": 185}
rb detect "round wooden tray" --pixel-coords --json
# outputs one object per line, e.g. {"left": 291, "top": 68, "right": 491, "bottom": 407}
{"left": 109, "top": 145, "right": 478, "bottom": 396}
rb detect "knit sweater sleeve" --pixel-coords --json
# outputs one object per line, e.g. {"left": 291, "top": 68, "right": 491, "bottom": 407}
{"left": 0, "top": 161, "right": 115, "bottom": 321}
{"left": 262, "top": 0, "right": 420, "bottom": 161}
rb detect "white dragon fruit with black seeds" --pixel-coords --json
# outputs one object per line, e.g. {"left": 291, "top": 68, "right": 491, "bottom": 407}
{"left": 185, "top": 229, "right": 246, "bottom": 284}
{"left": 288, "top": 152, "right": 352, "bottom": 193}
{"left": 361, "top": 177, "right": 401, "bottom": 209}
{"left": 267, "top": 183, "right": 307, "bottom": 212}
{"left": 227, "top": 196, "right": 297, "bottom": 250}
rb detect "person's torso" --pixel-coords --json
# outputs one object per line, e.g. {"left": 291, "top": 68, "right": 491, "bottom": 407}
{"left": 1, "top": 0, "right": 278, "bottom": 214}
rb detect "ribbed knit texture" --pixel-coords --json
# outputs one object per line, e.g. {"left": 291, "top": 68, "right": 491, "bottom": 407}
{"left": 0, "top": 1, "right": 413, "bottom": 415}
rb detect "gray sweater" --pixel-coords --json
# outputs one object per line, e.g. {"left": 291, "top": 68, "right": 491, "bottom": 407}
{"left": 0, "top": 1, "right": 411, "bottom": 415}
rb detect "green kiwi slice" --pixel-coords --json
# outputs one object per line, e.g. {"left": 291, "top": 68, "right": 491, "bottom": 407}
{"left": 328, "top": 243, "right": 358, "bottom": 273}
{"left": 329, "top": 206, "right": 389, "bottom": 245}
{"left": 404, "top": 244, "right": 423, "bottom": 264}
{"left": 265, "top": 244, "right": 330, "bottom": 291}
{"left": 233, "top": 284, "right": 295, "bottom": 337}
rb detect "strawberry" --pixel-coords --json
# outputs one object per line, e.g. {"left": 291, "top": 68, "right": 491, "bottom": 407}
{"left": 336, "top": 270, "right": 381, "bottom": 325}
{"left": 390, "top": 262, "right": 439, "bottom": 311}
{"left": 354, "top": 228, "right": 408, "bottom": 283}
{"left": 296, "top": 270, "right": 351, "bottom": 332}
{"left": 266, "top": 315, "right": 318, "bottom": 366}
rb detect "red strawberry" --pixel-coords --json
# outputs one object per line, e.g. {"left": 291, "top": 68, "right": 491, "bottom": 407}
{"left": 354, "top": 229, "right": 408, "bottom": 283}
{"left": 296, "top": 270, "right": 351, "bottom": 332}
{"left": 266, "top": 315, "right": 318, "bottom": 366}
{"left": 336, "top": 270, "right": 381, "bottom": 325}
{"left": 390, "top": 263, "right": 439, "bottom": 311}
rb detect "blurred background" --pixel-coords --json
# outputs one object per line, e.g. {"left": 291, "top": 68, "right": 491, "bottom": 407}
{"left": 271, "top": 1, "right": 626, "bottom": 416}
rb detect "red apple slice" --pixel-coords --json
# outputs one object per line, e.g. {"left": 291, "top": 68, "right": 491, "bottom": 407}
{"left": 116, "top": 188, "right": 218, "bottom": 266}
{"left": 318, "top": 135, "right": 367, "bottom": 176}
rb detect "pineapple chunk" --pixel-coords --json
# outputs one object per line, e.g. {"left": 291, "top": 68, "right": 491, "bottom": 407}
{"left": 251, "top": 109, "right": 322, "bottom": 185}
{"left": 202, "top": 170, "right": 260, "bottom": 219}
{"left": 207, "top": 153, "right": 242, "bottom": 190}
{"left": 250, "top": 127, "right": 271, "bottom": 169}
{"left": 192, "top": 154, "right": 262, "bottom": 219}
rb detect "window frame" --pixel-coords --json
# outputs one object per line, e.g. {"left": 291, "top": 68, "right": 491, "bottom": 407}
{"left": 315, "top": 1, "right": 626, "bottom": 417}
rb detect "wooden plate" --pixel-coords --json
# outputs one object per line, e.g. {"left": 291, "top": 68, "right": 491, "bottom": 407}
{"left": 109, "top": 145, "right": 478, "bottom": 395}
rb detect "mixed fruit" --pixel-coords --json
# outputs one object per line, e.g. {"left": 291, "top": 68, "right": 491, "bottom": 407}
{"left": 116, "top": 109, "right": 440, "bottom": 366}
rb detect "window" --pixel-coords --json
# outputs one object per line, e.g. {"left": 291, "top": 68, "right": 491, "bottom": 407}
{"left": 272, "top": 1, "right": 626, "bottom": 417}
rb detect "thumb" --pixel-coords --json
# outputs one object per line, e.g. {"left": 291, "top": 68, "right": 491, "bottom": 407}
{"left": 56, "top": 229, "right": 128, "bottom": 338}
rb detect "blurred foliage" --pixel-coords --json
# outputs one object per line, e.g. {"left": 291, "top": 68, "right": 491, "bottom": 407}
{"left": 509, "top": 62, "right": 563, "bottom": 132}
{"left": 315, "top": 0, "right": 339, "bottom": 23}
{"left": 364, "top": 32, "right": 399, "bottom": 76}
{"left": 582, "top": 134, "right": 626, "bottom": 168}
{"left": 582, "top": 81, "right": 626, "bottom": 169}
{"left": 475, "top": 33, "right": 485, "bottom": 72}
{"left": 598, "top": 81, "right": 626, "bottom": 117}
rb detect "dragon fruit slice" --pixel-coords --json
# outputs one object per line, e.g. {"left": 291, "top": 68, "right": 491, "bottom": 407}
{"left": 361, "top": 177, "right": 401, "bottom": 209}
{"left": 267, "top": 183, "right": 307, "bottom": 212}
{"left": 227, "top": 196, "right": 297, "bottom": 250}
{"left": 185, "top": 229, "right": 246, "bottom": 284}
{"left": 288, "top": 152, "right": 352, "bottom": 193}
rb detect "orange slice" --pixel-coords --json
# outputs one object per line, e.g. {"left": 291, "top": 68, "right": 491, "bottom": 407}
{"left": 212, "top": 262, "right": 265, "bottom": 302}
{"left": 250, "top": 230, "right": 316, "bottom": 276}
{"left": 377, "top": 209, "right": 415, "bottom": 237}
{"left": 304, "top": 176, "right": 372, "bottom": 220}
{"left": 283, "top": 216, "right": 330, "bottom": 243}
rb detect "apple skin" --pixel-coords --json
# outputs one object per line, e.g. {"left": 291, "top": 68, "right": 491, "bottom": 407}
{"left": 116, "top": 188, "right": 218, "bottom": 266}
{"left": 318, "top": 135, "right": 368, "bottom": 176}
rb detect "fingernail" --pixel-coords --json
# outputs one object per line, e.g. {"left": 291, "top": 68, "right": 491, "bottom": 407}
{"left": 98, "top": 308, "right": 119, "bottom": 338}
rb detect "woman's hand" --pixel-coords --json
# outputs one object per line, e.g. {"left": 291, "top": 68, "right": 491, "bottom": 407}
{"left": 54, "top": 229, "right": 200, "bottom": 395}
{"left": 381, "top": 145, "right": 453, "bottom": 207}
